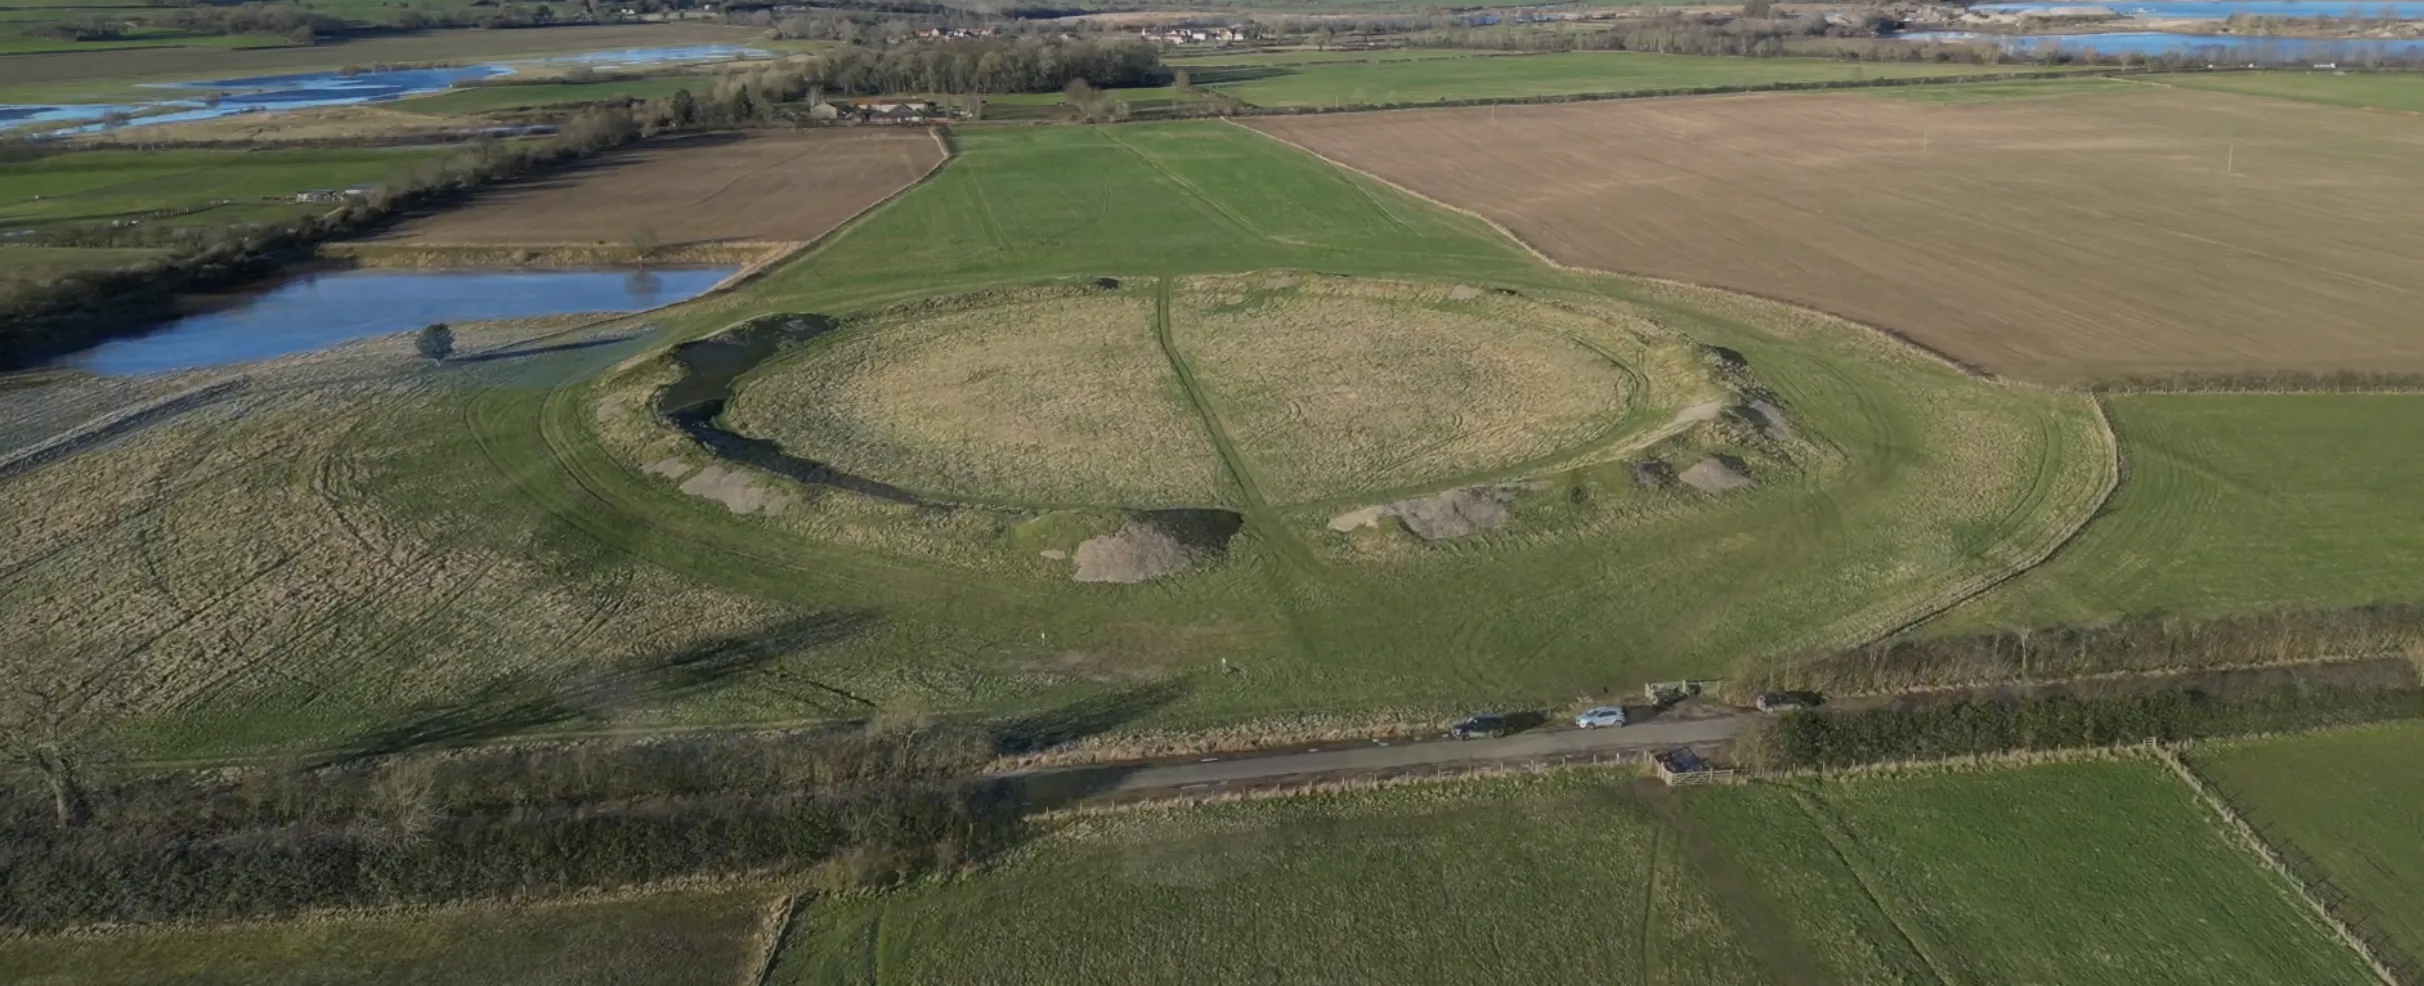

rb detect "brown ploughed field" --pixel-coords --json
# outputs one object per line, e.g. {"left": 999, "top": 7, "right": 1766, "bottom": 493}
{"left": 1247, "top": 88, "right": 2424, "bottom": 384}
{"left": 376, "top": 129, "right": 946, "bottom": 248}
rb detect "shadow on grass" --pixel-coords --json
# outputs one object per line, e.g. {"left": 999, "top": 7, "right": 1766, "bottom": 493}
{"left": 311, "top": 610, "right": 875, "bottom": 767}
{"left": 986, "top": 679, "right": 1193, "bottom": 810}
{"left": 451, "top": 334, "right": 638, "bottom": 364}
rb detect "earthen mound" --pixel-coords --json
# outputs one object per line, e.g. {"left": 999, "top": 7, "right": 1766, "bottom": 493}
{"left": 1680, "top": 456, "right": 1754, "bottom": 493}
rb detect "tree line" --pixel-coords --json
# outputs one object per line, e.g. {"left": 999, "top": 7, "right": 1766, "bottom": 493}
{"left": 780, "top": 36, "right": 1163, "bottom": 96}
{"left": 0, "top": 722, "right": 1032, "bottom": 931}
{"left": 1731, "top": 603, "right": 2424, "bottom": 698}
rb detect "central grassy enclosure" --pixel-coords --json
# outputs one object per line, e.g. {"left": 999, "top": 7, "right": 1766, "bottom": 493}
{"left": 719, "top": 277, "right": 1701, "bottom": 512}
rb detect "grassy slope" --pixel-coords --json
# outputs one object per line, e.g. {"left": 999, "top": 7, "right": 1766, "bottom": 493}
{"left": 2157, "top": 69, "right": 2424, "bottom": 113}
{"left": 1205, "top": 51, "right": 2032, "bottom": 107}
{"left": 1687, "top": 761, "right": 2376, "bottom": 986}
{"left": 0, "top": 887, "right": 773, "bottom": 985}
{"left": 398, "top": 74, "right": 711, "bottom": 115}
{"left": 2193, "top": 722, "right": 2424, "bottom": 962}
{"left": 773, "top": 775, "right": 1768, "bottom": 986}
{"left": 1865, "top": 75, "right": 2142, "bottom": 104}
{"left": 1950, "top": 394, "right": 2424, "bottom": 629}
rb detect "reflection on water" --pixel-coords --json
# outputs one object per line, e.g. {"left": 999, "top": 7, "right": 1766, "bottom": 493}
{"left": 1898, "top": 29, "right": 2424, "bottom": 55}
{"left": 0, "top": 44, "right": 766, "bottom": 134}
{"left": 1975, "top": 0, "right": 2424, "bottom": 16}
{"left": 55, "top": 266, "right": 735, "bottom": 376}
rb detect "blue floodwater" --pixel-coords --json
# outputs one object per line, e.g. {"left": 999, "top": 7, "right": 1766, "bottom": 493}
{"left": 1899, "top": 29, "right": 2424, "bottom": 56}
{"left": 56, "top": 266, "right": 734, "bottom": 376}
{"left": 0, "top": 43, "right": 764, "bottom": 134}
{"left": 1974, "top": 1, "right": 2424, "bottom": 17}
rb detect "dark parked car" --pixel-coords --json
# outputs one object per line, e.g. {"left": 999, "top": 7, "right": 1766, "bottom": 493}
{"left": 1450, "top": 714, "right": 1510, "bottom": 740}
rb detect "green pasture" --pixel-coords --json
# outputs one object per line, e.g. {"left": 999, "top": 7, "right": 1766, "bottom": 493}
{"left": 2194, "top": 722, "right": 2424, "bottom": 962}
{"left": 0, "top": 887, "right": 773, "bottom": 985}
{"left": 1951, "top": 394, "right": 2424, "bottom": 629}
{"left": 0, "top": 31, "right": 290, "bottom": 55}
{"left": 399, "top": 73, "right": 711, "bottom": 115}
{"left": 1165, "top": 47, "right": 1507, "bottom": 67}
{"left": 773, "top": 774, "right": 1766, "bottom": 986}
{"left": 0, "top": 244, "right": 169, "bottom": 283}
{"left": 1199, "top": 51, "right": 2040, "bottom": 107}
{"left": 1687, "top": 760, "right": 2376, "bottom": 986}
{"left": 1, "top": 147, "right": 449, "bottom": 232}
{"left": 770, "top": 762, "right": 2370, "bottom": 985}
{"left": 2157, "top": 69, "right": 2424, "bottom": 114}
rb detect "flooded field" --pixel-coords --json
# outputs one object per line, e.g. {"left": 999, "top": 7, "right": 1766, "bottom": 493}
{"left": 56, "top": 265, "right": 732, "bottom": 375}
{"left": 0, "top": 43, "right": 763, "bottom": 134}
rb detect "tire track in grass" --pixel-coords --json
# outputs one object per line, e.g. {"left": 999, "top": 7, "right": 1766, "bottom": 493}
{"left": 1151, "top": 277, "right": 1327, "bottom": 668}
{"left": 1099, "top": 126, "right": 1270, "bottom": 242}
{"left": 1784, "top": 785, "right": 1958, "bottom": 986}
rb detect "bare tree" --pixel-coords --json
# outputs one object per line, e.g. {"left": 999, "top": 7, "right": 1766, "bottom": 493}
{"left": 0, "top": 645, "right": 126, "bottom": 829}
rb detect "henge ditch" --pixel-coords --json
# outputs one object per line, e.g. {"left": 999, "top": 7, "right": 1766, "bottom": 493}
{"left": 656, "top": 311, "right": 1247, "bottom": 576}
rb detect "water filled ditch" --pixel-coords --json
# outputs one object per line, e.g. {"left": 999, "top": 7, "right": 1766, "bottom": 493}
{"left": 1974, "top": 0, "right": 2424, "bottom": 17}
{"left": 56, "top": 265, "right": 733, "bottom": 376}
{"left": 658, "top": 313, "right": 1248, "bottom": 559}
{"left": 1897, "top": 29, "right": 2424, "bottom": 56}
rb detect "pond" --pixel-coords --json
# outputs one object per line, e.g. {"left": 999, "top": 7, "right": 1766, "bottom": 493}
{"left": 0, "top": 43, "right": 765, "bottom": 135}
{"left": 1897, "top": 29, "right": 2424, "bottom": 57}
{"left": 55, "top": 266, "right": 735, "bottom": 376}
{"left": 1974, "top": 1, "right": 2424, "bottom": 17}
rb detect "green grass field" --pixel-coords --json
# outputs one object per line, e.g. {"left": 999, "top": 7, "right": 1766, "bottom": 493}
{"left": 2194, "top": 723, "right": 2424, "bottom": 962}
{"left": 0, "top": 31, "right": 290, "bottom": 55}
{"left": 1, "top": 147, "right": 450, "bottom": 233}
{"left": 772, "top": 775, "right": 1769, "bottom": 985}
{"left": 1199, "top": 51, "right": 2037, "bottom": 107}
{"left": 1950, "top": 394, "right": 2424, "bottom": 629}
{"left": 1686, "top": 760, "right": 2376, "bottom": 986}
{"left": 2157, "top": 69, "right": 2424, "bottom": 114}
{"left": 767, "top": 763, "right": 2370, "bottom": 985}
{"left": 0, "top": 887, "right": 774, "bottom": 985}
{"left": 0, "top": 244, "right": 169, "bottom": 283}
{"left": 398, "top": 74, "right": 713, "bottom": 115}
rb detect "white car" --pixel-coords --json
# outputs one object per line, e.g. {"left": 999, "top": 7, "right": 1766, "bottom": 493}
{"left": 1574, "top": 706, "right": 1627, "bottom": 729}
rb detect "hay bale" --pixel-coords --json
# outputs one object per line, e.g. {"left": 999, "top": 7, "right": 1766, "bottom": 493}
{"left": 1679, "top": 456, "right": 1754, "bottom": 493}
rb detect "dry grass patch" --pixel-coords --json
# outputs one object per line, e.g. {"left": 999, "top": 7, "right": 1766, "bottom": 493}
{"left": 372, "top": 130, "right": 945, "bottom": 250}
{"left": 1249, "top": 89, "right": 2424, "bottom": 384}
{"left": 1172, "top": 278, "right": 1639, "bottom": 505}
{"left": 725, "top": 290, "right": 1230, "bottom": 507}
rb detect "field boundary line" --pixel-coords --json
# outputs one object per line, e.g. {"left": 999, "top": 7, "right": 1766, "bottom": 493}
{"left": 1225, "top": 118, "right": 1990, "bottom": 379}
{"left": 2158, "top": 747, "right": 2407, "bottom": 986}
{"left": 744, "top": 892, "right": 805, "bottom": 986}
{"left": 1860, "top": 392, "right": 2124, "bottom": 640}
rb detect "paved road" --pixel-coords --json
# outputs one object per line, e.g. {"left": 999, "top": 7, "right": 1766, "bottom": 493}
{"left": 1036, "top": 714, "right": 1753, "bottom": 797}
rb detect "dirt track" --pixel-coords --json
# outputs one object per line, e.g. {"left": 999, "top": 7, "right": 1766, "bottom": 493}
{"left": 376, "top": 129, "right": 946, "bottom": 248}
{"left": 1248, "top": 88, "right": 2424, "bottom": 384}
{"left": 1017, "top": 713, "right": 1752, "bottom": 800}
